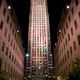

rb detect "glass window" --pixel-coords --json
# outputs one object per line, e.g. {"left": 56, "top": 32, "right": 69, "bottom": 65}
{"left": 7, "top": 16, "right": 9, "bottom": 23}
{"left": 68, "top": 34, "right": 70, "bottom": 41}
{"left": 2, "top": 42, "right": 5, "bottom": 52}
{"left": 78, "top": 11, "right": 80, "bottom": 18}
{"left": 73, "top": 41, "right": 76, "bottom": 51}
{"left": 71, "top": 27, "right": 73, "bottom": 36}
{"left": 75, "top": 0, "right": 79, "bottom": 6}
{"left": 66, "top": 22, "right": 68, "bottom": 29}
{"left": 0, "top": 20, "right": 3, "bottom": 30}
{"left": 0, "top": 0, "right": 2, "bottom": 7}
{"left": 3, "top": 8, "right": 6, "bottom": 16}
{"left": 70, "top": 46, "right": 72, "bottom": 55}
{"left": 0, "top": 59, "right": 2, "bottom": 70}
{"left": 5, "top": 27, "right": 7, "bottom": 37}
{"left": 74, "top": 20, "right": 78, "bottom": 29}
{"left": 78, "top": 34, "right": 80, "bottom": 46}
{"left": 6, "top": 47, "right": 8, "bottom": 56}
{"left": 71, "top": 7, "right": 74, "bottom": 15}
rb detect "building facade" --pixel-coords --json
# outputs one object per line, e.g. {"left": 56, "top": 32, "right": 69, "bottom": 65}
{"left": 28, "top": 0, "right": 52, "bottom": 79}
{"left": 0, "top": 0, "right": 24, "bottom": 80}
{"left": 55, "top": 0, "right": 80, "bottom": 78}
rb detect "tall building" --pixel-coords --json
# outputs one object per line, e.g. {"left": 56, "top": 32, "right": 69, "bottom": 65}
{"left": 55, "top": 0, "right": 80, "bottom": 78}
{"left": 0, "top": 0, "right": 24, "bottom": 80}
{"left": 28, "top": 0, "right": 53, "bottom": 79}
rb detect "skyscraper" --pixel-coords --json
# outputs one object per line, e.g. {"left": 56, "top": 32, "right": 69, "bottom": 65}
{"left": 28, "top": 0, "right": 52, "bottom": 79}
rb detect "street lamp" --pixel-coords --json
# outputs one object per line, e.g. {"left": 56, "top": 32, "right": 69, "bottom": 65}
{"left": 26, "top": 54, "right": 29, "bottom": 57}
{"left": 8, "top": 6, "right": 11, "bottom": 10}
{"left": 66, "top": 5, "right": 70, "bottom": 9}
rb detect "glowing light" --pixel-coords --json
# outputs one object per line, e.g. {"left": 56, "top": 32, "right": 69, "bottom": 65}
{"left": 59, "top": 29, "right": 61, "bottom": 33}
{"left": 8, "top": 6, "right": 11, "bottom": 10}
{"left": 17, "top": 30, "right": 19, "bottom": 32}
{"left": 26, "top": 54, "right": 29, "bottom": 57}
{"left": 66, "top": 5, "right": 70, "bottom": 9}
{"left": 55, "top": 43, "right": 56, "bottom": 46}
{"left": 38, "top": 66, "right": 41, "bottom": 69}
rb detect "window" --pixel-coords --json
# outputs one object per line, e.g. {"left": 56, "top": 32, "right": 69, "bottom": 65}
{"left": 66, "top": 22, "right": 68, "bottom": 29}
{"left": 68, "top": 34, "right": 70, "bottom": 41}
{"left": 75, "top": 0, "right": 79, "bottom": 6}
{"left": 71, "top": 27, "right": 73, "bottom": 36}
{"left": 0, "top": 20, "right": 3, "bottom": 30}
{"left": 78, "top": 34, "right": 80, "bottom": 46}
{"left": 10, "top": 22, "right": 12, "bottom": 29}
{"left": 9, "top": 51, "right": 11, "bottom": 59}
{"left": 6, "top": 47, "right": 8, "bottom": 55}
{"left": 7, "top": 16, "right": 9, "bottom": 23}
{"left": 68, "top": 16, "right": 71, "bottom": 23}
{"left": 66, "top": 38, "right": 67, "bottom": 46}
{"left": 71, "top": 7, "right": 74, "bottom": 15}
{"left": 2, "top": 42, "right": 5, "bottom": 52}
{"left": 3, "top": 8, "right": 6, "bottom": 16}
{"left": 73, "top": 41, "right": 76, "bottom": 51}
{"left": 78, "top": 11, "right": 80, "bottom": 18}
{"left": 8, "top": 34, "right": 10, "bottom": 42}
{"left": 70, "top": 46, "right": 72, "bottom": 55}
{"left": 5, "top": 27, "right": 7, "bottom": 37}
{"left": 74, "top": 20, "right": 78, "bottom": 29}
{"left": 67, "top": 51, "right": 69, "bottom": 58}
{"left": 0, "top": 59, "right": 2, "bottom": 70}
{"left": 0, "top": 0, "right": 2, "bottom": 7}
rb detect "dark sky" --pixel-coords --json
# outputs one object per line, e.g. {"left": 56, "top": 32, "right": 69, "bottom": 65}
{"left": 7, "top": 0, "right": 70, "bottom": 53}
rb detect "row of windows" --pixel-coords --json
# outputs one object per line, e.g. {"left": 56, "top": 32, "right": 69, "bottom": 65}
{"left": 0, "top": 58, "right": 23, "bottom": 80}
{"left": 0, "top": 5, "right": 21, "bottom": 49}
{"left": 57, "top": 34, "right": 80, "bottom": 75}
{"left": 1, "top": 41, "right": 23, "bottom": 72}
{"left": 58, "top": 10, "right": 80, "bottom": 55}
{"left": 58, "top": 1, "right": 80, "bottom": 44}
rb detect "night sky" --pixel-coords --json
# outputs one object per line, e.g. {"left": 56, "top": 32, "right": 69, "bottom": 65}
{"left": 7, "top": 0, "right": 70, "bottom": 53}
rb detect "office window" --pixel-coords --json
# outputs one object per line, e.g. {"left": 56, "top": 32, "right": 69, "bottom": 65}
{"left": 3, "top": 8, "right": 6, "bottom": 16}
{"left": 71, "top": 27, "right": 73, "bottom": 36}
{"left": 0, "top": 59, "right": 2, "bottom": 70}
{"left": 68, "top": 34, "right": 70, "bottom": 41}
{"left": 73, "top": 41, "right": 76, "bottom": 51}
{"left": 74, "top": 20, "right": 78, "bottom": 29}
{"left": 8, "top": 34, "right": 10, "bottom": 42}
{"left": 7, "top": 16, "right": 9, "bottom": 23}
{"left": 68, "top": 16, "right": 71, "bottom": 23}
{"left": 10, "top": 22, "right": 12, "bottom": 29}
{"left": 66, "top": 22, "right": 68, "bottom": 29}
{"left": 78, "top": 34, "right": 80, "bottom": 46}
{"left": 5, "top": 27, "right": 7, "bottom": 37}
{"left": 70, "top": 46, "right": 72, "bottom": 55}
{"left": 9, "top": 51, "right": 11, "bottom": 59}
{"left": 6, "top": 47, "right": 8, "bottom": 56}
{"left": 75, "top": 0, "right": 79, "bottom": 6}
{"left": 0, "top": 0, "right": 2, "bottom": 7}
{"left": 0, "top": 20, "right": 3, "bottom": 30}
{"left": 67, "top": 51, "right": 69, "bottom": 58}
{"left": 71, "top": 7, "right": 74, "bottom": 15}
{"left": 2, "top": 42, "right": 5, "bottom": 52}
{"left": 78, "top": 11, "right": 80, "bottom": 18}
